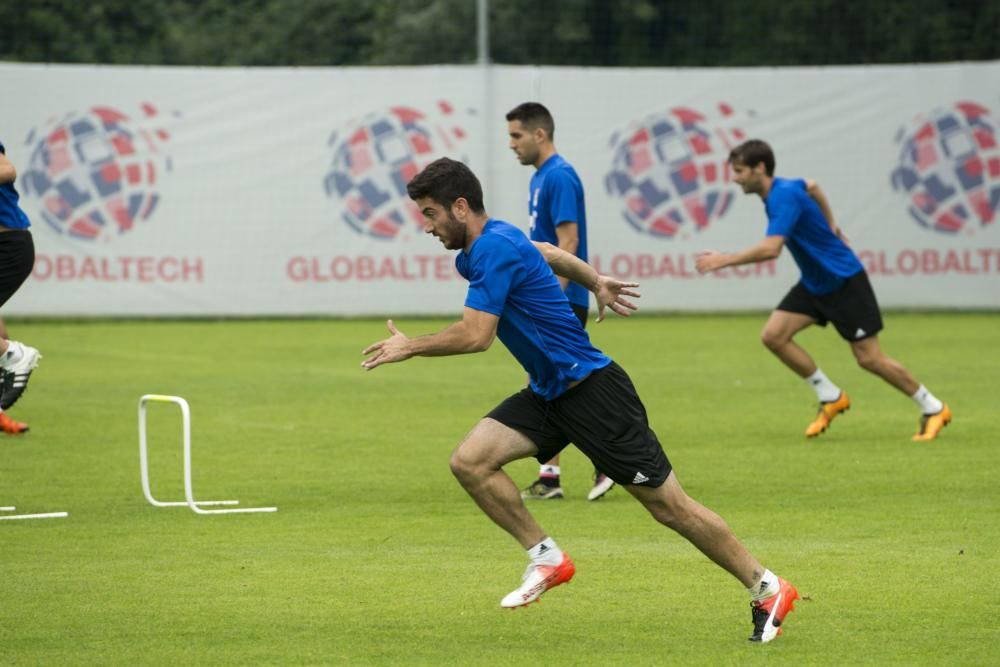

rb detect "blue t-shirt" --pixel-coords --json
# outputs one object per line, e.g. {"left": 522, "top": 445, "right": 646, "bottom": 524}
{"left": 456, "top": 219, "right": 610, "bottom": 400}
{"left": 765, "top": 177, "right": 861, "bottom": 295}
{"left": 0, "top": 142, "right": 31, "bottom": 230}
{"left": 528, "top": 154, "right": 589, "bottom": 309}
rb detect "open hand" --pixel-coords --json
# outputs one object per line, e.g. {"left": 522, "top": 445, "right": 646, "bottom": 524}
{"left": 594, "top": 276, "right": 640, "bottom": 322}
{"left": 361, "top": 320, "right": 411, "bottom": 370}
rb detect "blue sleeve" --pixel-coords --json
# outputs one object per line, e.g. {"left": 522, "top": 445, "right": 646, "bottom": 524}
{"left": 0, "top": 142, "right": 5, "bottom": 154}
{"left": 464, "top": 235, "right": 521, "bottom": 316}
{"left": 545, "top": 170, "right": 580, "bottom": 226}
{"left": 766, "top": 183, "right": 804, "bottom": 237}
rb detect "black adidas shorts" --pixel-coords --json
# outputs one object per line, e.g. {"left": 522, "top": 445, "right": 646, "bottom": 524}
{"left": 485, "top": 361, "right": 672, "bottom": 488}
{"left": 570, "top": 303, "right": 588, "bottom": 329}
{"left": 776, "top": 270, "right": 883, "bottom": 342}
{"left": 0, "top": 230, "right": 34, "bottom": 308}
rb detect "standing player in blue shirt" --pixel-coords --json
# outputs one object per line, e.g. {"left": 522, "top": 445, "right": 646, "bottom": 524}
{"left": 362, "top": 157, "right": 800, "bottom": 643}
{"left": 696, "top": 139, "right": 951, "bottom": 441}
{"left": 505, "top": 102, "right": 613, "bottom": 502}
{"left": 0, "top": 142, "right": 43, "bottom": 433}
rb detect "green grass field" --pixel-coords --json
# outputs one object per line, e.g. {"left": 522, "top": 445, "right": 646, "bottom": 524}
{"left": 1, "top": 313, "right": 997, "bottom": 665}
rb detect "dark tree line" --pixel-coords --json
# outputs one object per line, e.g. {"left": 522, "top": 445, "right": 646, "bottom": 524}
{"left": 2, "top": 0, "right": 997, "bottom": 67}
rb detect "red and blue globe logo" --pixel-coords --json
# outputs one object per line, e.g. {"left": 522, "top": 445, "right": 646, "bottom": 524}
{"left": 20, "top": 103, "right": 173, "bottom": 242}
{"left": 605, "top": 103, "right": 746, "bottom": 239}
{"left": 324, "top": 101, "right": 469, "bottom": 240}
{"left": 891, "top": 101, "right": 1000, "bottom": 235}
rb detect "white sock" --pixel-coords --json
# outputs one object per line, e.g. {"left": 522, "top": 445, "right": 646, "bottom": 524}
{"left": 911, "top": 385, "right": 944, "bottom": 415}
{"left": 527, "top": 537, "right": 563, "bottom": 566}
{"left": 805, "top": 369, "right": 841, "bottom": 403}
{"left": 1, "top": 341, "right": 24, "bottom": 369}
{"left": 749, "top": 569, "right": 780, "bottom": 601}
{"left": 539, "top": 465, "right": 560, "bottom": 480}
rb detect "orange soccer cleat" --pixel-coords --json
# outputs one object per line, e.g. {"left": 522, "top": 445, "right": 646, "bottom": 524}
{"left": 805, "top": 392, "right": 850, "bottom": 437}
{"left": 0, "top": 412, "right": 29, "bottom": 434}
{"left": 500, "top": 554, "right": 576, "bottom": 608}
{"left": 913, "top": 403, "right": 952, "bottom": 442}
{"left": 749, "top": 578, "right": 800, "bottom": 643}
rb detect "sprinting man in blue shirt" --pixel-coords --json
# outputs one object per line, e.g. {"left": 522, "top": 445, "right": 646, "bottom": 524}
{"left": 695, "top": 139, "right": 951, "bottom": 441}
{"left": 362, "top": 157, "right": 799, "bottom": 643}
{"left": 0, "top": 141, "right": 43, "bottom": 433}
{"left": 506, "top": 101, "right": 613, "bottom": 502}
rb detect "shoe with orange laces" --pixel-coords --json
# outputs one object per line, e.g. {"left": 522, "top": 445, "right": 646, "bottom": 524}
{"left": 0, "top": 412, "right": 28, "bottom": 434}
{"left": 805, "top": 392, "right": 850, "bottom": 437}
{"left": 500, "top": 554, "right": 575, "bottom": 608}
{"left": 749, "top": 578, "right": 800, "bottom": 643}
{"left": 913, "top": 403, "right": 952, "bottom": 442}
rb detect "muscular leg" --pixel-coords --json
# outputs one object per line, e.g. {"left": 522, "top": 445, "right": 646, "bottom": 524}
{"left": 627, "top": 472, "right": 765, "bottom": 589}
{"left": 449, "top": 417, "right": 547, "bottom": 548}
{"left": 849, "top": 335, "right": 920, "bottom": 395}
{"left": 760, "top": 310, "right": 819, "bottom": 378}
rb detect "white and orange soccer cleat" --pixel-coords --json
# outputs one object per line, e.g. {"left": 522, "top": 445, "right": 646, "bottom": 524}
{"left": 500, "top": 554, "right": 576, "bottom": 608}
{"left": 749, "top": 577, "right": 800, "bottom": 643}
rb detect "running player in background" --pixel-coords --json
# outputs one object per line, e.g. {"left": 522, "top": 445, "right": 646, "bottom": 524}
{"left": 696, "top": 139, "right": 951, "bottom": 441}
{"left": 506, "top": 101, "right": 614, "bottom": 501}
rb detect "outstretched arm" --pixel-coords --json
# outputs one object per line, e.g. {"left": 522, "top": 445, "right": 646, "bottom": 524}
{"left": 806, "top": 179, "right": 848, "bottom": 244}
{"left": 532, "top": 241, "right": 640, "bottom": 322}
{"left": 361, "top": 307, "right": 498, "bottom": 370}
{"left": 695, "top": 235, "right": 785, "bottom": 273}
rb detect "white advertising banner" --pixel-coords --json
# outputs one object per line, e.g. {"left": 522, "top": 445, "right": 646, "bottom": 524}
{"left": 3, "top": 61, "right": 998, "bottom": 316}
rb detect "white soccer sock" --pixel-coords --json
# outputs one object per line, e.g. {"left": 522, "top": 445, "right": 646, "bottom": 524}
{"left": 748, "top": 569, "right": 780, "bottom": 601}
{"left": 805, "top": 368, "right": 841, "bottom": 403}
{"left": 539, "top": 464, "right": 560, "bottom": 480}
{"left": 1, "top": 341, "right": 24, "bottom": 369}
{"left": 911, "top": 385, "right": 944, "bottom": 415}
{"left": 527, "top": 537, "right": 563, "bottom": 567}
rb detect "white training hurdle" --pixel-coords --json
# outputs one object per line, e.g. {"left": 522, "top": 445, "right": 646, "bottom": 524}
{"left": 0, "top": 506, "right": 68, "bottom": 521}
{"left": 138, "top": 394, "right": 277, "bottom": 515}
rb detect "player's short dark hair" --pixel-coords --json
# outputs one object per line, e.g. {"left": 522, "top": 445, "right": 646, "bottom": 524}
{"left": 729, "top": 139, "right": 775, "bottom": 177}
{"left": 505, "top": 102, "right": 555, "bottom": 141}
{"left": 406, "top": 157, "right": 485, "bottom": 213}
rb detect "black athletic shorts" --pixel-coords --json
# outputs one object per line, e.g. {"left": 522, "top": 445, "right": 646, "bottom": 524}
{"left": 570, "top": 303, "right": 588, "bottom": 329}
{"left": 485, "top": 361, "right": 672, "bottom": 488}
{"left": 776, "top": 269, "right": 883, "bottom": 342}
{"left": 0, "top": 230, "right": 34, "bottom": 308}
